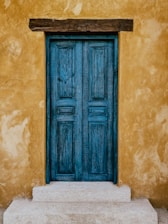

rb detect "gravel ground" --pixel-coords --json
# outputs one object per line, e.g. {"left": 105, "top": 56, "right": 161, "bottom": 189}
{"left": 0, "top": 208, "right": 168, "bottom": 224}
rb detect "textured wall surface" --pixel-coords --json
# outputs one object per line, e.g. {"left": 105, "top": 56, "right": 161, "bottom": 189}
{"left": 0, "top": 0, "right": 168, "bottom": 208}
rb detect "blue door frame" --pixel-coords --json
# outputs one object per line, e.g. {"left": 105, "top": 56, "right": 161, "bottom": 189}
{"left": 46, "top": 34, "right": 118, "bottom": 184}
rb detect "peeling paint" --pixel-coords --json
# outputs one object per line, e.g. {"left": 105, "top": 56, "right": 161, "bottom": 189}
{"left": 72, "top": 1, "right": 83, "bottom": 15}
{"left": 39, "top": 100, "right": 44, "bottom": 108}
{"left": 155, "top": 106, "right": 168, "bottom": 135}
{"left": 4, "top": 0, "right": 11, "bottom": 9}
{"left": 64, "top": 0, "right": 82, "bottom": 15}
{"left": 0, "top": 111, "right": 30, "bottom": 159}
{"left": 7, "top": 39, "right": 22, "bottom": 58}
{"left": 133, "top": 145, "right": 168, "bottom": 186}
{"left": 64, "top": 0, "right": 71, "bottom": 12}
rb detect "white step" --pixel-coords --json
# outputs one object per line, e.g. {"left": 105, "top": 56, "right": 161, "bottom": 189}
{"left": 33, "top": 182, "right": 131, "bottom": 203}
{"left": 3, "top": 199, "right": 158, "bottom": 224}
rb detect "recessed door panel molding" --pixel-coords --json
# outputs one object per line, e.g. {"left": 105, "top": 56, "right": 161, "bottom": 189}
{"left": 89, "top": 122, "right": 107, "bottom": 174}
{"left": 57, "top": 121, "right": 74, "bottom": 174}
{"left": 88, "top": 43, "right": 108, "bottom": 100}
{"left": 58, "top": 44, "right": 75, "bottom": 98}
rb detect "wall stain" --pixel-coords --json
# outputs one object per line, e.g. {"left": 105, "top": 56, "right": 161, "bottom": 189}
{"left": 72, "top": 1, "right": 83, "bottom": 15}
{"left": 155, "top": 106, "right": 168, "bottom": 135}
{"left": 4, "top": 0, "right": 11, "bottom": 9}
{"left": 0, "top": 110, "right": 30, "bottom": 159}
{"left": 7, "top": 38, "right": 22, "bottom": 58}
{"left": 64, "top": 0, "right": 83, "bottom": 15}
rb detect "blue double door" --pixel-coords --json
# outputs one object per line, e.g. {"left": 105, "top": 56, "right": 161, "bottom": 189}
{"left": 47, "top": 35, "right": 118, "bottom": 182}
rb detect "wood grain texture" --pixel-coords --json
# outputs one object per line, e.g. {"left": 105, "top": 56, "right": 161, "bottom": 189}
{"left": 57, "top": 122, "right": 74, "bottom": 174}
{"left": 83, "top": 40, "right": 113, "bottom": 181}
{"left": 29, "top": 19, "right": 133, "bottom": 32}
{"left": 49, "top": 40, "right": 82, "bottom": 181}
{"left": 89, "top": 123, "right": 107, "bottom": 174}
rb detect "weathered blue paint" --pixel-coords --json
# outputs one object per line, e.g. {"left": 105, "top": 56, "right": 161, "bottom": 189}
{"left": 46, "top": 34, "right": 118, "bottom": 183}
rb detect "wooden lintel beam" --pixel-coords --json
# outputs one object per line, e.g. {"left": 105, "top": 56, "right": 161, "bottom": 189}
{"left": 29, "top": 19, "right": 133, "bottom": 33}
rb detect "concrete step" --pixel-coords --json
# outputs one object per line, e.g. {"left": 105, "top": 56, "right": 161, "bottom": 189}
{"left": 3, "top": 199, "right": 158, "bottom": 224}
{"left": 33, "top": 182, "right": 131, "bottom": 203}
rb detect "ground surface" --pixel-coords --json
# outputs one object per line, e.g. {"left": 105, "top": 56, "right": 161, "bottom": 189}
{"left": 156, "top": 209, "right": 168, "bottom": 224}
{"left": 0, "top": 208, "right": 168, "bottom": 224}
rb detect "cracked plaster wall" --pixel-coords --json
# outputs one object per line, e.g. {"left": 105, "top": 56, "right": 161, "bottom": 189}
{"left": 0, "top": 0, "right": 168, "bottom": 208}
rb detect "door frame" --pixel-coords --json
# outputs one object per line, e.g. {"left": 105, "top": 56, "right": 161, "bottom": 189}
{"left": 46, "top": 34, "right": 118, "bottom": 184}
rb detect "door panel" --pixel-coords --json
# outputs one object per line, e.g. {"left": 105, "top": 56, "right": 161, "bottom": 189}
{"left": 46, "top": 36, "right": 118, "bottom": 182}
{"left": 57, "top": 121, "right": 74, "bottom": 174}
{"left": 89, "top": 43, "right": 108, "bottom": 100}
{"left": 89, "top": 122, "right": 107, "bottom": 174}
{"left": 50, "top": 40, "right": 82, "bottom": 180}
{"left": 83, "top": 41, "right": 113, "bottom": 181}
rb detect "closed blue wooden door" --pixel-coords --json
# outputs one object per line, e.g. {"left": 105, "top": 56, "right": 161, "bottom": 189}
{"left": 46, "top": 35, "right": 118, "bottom": 182}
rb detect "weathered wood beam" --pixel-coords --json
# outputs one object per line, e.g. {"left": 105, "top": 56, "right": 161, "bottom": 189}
{"left": 29, "top": 19, "right": 133, "bottom": 32}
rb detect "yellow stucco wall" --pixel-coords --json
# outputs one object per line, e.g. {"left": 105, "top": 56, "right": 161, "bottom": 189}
{"left": 0, "top": 0, "right": 167, "bottom": 208}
